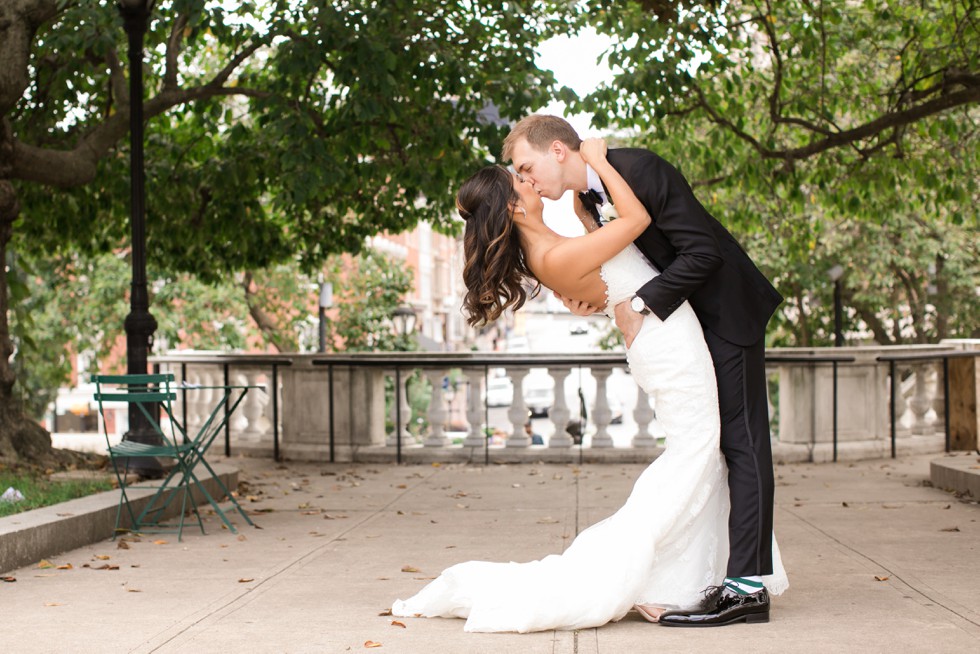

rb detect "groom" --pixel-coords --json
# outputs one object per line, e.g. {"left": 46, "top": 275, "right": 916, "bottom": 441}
{"left": 503, "top": 115, "right": 783, "bottom": 626}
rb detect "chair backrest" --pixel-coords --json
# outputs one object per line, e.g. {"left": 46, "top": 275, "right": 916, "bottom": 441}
{"left": 92, "top": 373, "right": 180, "bottom": 446}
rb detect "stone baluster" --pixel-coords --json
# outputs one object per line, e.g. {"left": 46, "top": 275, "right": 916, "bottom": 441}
{"left": 385, "top": 370, "right": 413, "bottom": 447}
{"left": 463, "top": 369, "right": 486, "bottom": 447}
{"left": 631, "top": 384, "right": 657, "bottom": 448}
{"left": 506, "top": 367, "right": 531, "bottom": 447}
{"left": 590, "top": 367, "right": 614, "bottom": 448}
{"left": 548, "top": 367, "right": 573, "bottom": 448}
{"left": 931, "top": 361, "right": 946, "bottom": 434}
{"left": 893, "top": 365, "right": 911, "bottom": 432}
{"left": 909, "top": 363, "right": 933, "bottom": 435}
{"left": 238, "top": 369, "right": 267, "bottom": 443}
{"left": 185, "top": 368, "right": 205, "bottom": 434}
{"left": 423, "top": 369, "right": 449, "bottom": 447}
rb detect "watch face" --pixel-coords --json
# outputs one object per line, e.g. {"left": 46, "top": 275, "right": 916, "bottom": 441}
{"left": 631, "top": 297, "right": 644, "bottom": 312}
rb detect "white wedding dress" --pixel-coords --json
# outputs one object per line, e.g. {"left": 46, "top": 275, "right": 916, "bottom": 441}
{"left": 392, "top": 244, "right": 788, "bottom": 632}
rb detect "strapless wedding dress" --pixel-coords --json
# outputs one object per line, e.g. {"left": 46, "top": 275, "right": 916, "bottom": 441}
{"left": 392, "top": 244, "right": 788, "bottom": 632}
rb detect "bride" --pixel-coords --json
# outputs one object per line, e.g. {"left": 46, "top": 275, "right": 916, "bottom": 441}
{"left": 392, "top": 139, "right": 787, "bottom": 633}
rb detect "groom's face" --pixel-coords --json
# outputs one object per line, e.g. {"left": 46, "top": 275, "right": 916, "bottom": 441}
{"left": 510, "top": 138, "right": 565, "bottom": 201}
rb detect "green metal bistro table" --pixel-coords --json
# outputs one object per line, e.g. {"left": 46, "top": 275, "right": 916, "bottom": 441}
{"left": 174, "top": 382, "right": 263, "bottom": 534}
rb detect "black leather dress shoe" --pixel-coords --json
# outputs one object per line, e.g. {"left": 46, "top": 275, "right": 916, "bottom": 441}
{"left": 659, "top": 586, "right": 769, "bottom": 627}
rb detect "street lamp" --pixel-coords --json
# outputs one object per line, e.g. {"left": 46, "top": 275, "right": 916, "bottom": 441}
{"left": 392, "top": 305, "right": 417, "bottom": 341}
{"left": 119, "top": 0, "right": 160, "bottom": 475}
{"left": 827, "top": 264, "right": 845, "bottom": 347}
{"left": 318, "top": 278, "right": 333, "bottom": 352}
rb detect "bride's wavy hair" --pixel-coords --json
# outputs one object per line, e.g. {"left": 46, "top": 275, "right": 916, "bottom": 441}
{"left": 458, "top": 166, "right": 540, "bottom": 327}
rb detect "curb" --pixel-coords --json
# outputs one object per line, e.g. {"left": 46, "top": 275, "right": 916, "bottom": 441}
{"left": 0, "top": 463, "right": 239, "bottom": 574}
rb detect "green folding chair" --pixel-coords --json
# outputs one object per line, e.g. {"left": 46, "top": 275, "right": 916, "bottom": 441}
{"left": 93, "top": 373, "right": 208, "bottom": 541}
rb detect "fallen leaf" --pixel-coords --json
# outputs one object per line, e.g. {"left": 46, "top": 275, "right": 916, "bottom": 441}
{"left": 117, "top": 541, "right": 130, "bottom": 550}
{"left": 95, "top": 555, "right": 111, "bottom": 560}
{"left": 153, "top": 540, "right": 168, "bottom": 545}
{"left": 512, "top": 483, "right": 522, "bottom": 488}
{"left": 391, "top": 620, "right": 406, "bottom": 628}
{"left": 431, "top": 462, "right": 441, "bottom": 467}
{"left": 56, "top": 563, "right": 73, "bottom": 570}
{"left": 874, "top": 575, "right": 889, "bottom": 582}
{"left": 37, "top": 559, "right": 55, "bottom": 569}
{"left": 44, "top": 602, "right": 64, "bottom": 607}
{"left": 95, "top": 564, "right": 119, "bottom": 571}
{"left": 396, "top": 484, "right": 407, "bottom": 489}
{"left": 253, "top": 508, "right": 275, "bottom": 513}
{"left": 301, "top": 510, "right": 320, "bottom": 515}
{"left": 378, "top": 608, "right": 393, "bottom": 616}
{"left": 943, "top": 504, "right": 951, "bottom": 510}
{"left": 940, "top": 526, "right": 960, "bottom": 532}
{"left": 238, "top": 578, "right": 255, "bottom": 583}
{"left": 127, "top": 588, "right": 142, "bottom": 593}
{"left": 396, "top": 510, "right": 405, "bottom": 515}
{"left": 401, "top": 565, "right": 420, "bottom": 573}
{"left": 377, "top": 577, "right": 390, "bottom": 581}
{"left": 1, "top": 576, "right": 15, "bottom": 582}
{"left": 537, "top": 517, "right": 559, "bottom": 524}
{"left": 364, "top": 641, "right": 382, "bottom": 648}
{"left": 323, "top": 514, "right": 348, "bottom": 520}
{"left": 237, "top": 534, "right": 247, "bottom": 541}
{"left": 841, "top": 502, "right": 849, "bottom": 508}
{"left": 56, "top": 513, "right": 75, "bottom": 517}
{"left": 413, "top": 576, "right": 437, "bottom": 581}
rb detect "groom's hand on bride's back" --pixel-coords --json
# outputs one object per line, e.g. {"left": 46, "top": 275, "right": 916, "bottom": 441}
{"left": 554, "top": 291, "right": 599, "bottom": 317}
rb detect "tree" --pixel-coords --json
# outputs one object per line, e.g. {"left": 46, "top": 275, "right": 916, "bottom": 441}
{"left": 575, "top": 0, "right": 979, "bottom": 344}
{"left": 0, "top": 0, "right": 567, "bottom": 464}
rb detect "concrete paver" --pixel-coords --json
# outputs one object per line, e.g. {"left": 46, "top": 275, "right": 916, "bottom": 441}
{"left": 1, "top": 453, "right": 978, "bottom": 653}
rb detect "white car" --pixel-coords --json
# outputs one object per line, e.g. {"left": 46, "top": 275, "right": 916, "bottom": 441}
{"left": 485, "top": 376, "right": 514, "bottom": 407}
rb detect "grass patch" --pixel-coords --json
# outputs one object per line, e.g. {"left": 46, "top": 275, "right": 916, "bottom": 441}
{"left": 0, "top": 471, "right": 114, "bottom": 518}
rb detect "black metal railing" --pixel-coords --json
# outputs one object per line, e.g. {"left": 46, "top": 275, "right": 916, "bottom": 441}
{"left": 877, "top": 350, "right": 979, "bottom": 458}
{"left": 154, "top": 356, "right": 293, "bottom": 461}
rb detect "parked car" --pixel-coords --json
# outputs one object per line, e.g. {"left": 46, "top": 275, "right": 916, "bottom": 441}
{"left": 485, "top": 376, "right": 514, "bottom": 407}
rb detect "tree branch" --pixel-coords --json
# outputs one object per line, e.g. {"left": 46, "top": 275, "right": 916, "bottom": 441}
{"left": 163, "top": 13, "right": 190, "bottom": 92}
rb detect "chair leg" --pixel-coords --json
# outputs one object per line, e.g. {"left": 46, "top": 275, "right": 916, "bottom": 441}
{"left": 185, "top": 467, "right": 239, "bottom": 534}
{"left": 110, "top": 457, "right": 139, "bottom": 539}
{"left": 193, "top": 453, "right": 255, "bottom": 527}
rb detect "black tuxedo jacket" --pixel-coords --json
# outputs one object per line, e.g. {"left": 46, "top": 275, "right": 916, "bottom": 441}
{"left": 603, "top": 148, "right": 782, "bottom": 347}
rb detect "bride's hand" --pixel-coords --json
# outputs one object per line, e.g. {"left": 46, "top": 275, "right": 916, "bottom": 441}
{"left": 580, "top": 138, "right": 607, "bottom": 166}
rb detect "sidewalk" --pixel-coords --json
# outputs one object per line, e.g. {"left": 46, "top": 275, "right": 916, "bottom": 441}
{"left": 2, "top": 452, "right": 978, "bottom": 653}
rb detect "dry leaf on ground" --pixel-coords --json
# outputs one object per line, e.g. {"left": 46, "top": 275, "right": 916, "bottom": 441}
{"left": 391, "top": 620, "right": 406, "bottom": 628}
{"left": 400, "top": 565, "right": 420, "bottom": 573}
{"left": 238, "top": 578, "right": 255, "bottom": 583}
{"left": 153, "top": 540, "right": 168, "bottom": 545}
{"left": 37, "top": 559, "right": 55, "bottom": 569}
{"left": 378, "top": 608, "right": 393, "bottom": 616}
{"left": 56, "top": 563, "right": 73, "bottom": 570}
{"left": 940, "top": 526, "right": 960, "bottom": 532}
{"left": 364, "top": 641, "right": 382, "bottom": 648}
{"left": 44, "top": 602, "right": 64, "bottom": 607}
{"left": 117, "top": 541, "right": 130, "bottom": 550}
{"left": 874, "top": 575, "right": 889, "bottom": 581}
{"left": 95, "top": 555, "right": 111, "bottom": 560}
{"left": 1, "top": 576, "right": 16, "bottom": 582}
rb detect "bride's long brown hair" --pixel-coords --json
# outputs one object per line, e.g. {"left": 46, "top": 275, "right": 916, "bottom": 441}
{"left": 458, "top": 166, "right": 539, "bottom": 326}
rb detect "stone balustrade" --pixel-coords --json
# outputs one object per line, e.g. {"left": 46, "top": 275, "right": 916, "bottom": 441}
{"left": 151, "top": 340, "right": 979, "bottom": 464}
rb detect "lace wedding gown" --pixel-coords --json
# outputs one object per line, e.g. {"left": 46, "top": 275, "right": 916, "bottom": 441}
{"left": 392, "top": 244, "right": 788, "bottom": 632}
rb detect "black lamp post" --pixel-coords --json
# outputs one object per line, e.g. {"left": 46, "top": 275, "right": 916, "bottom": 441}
{"left": 119, "top": 0, "right": 161, "bottom": 474}
{"left": 827, "top": 264, "right": 844, "bottom": 347}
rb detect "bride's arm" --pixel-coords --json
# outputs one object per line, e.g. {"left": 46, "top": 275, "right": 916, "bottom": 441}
{"left": 540, "top": 139, "right": 651, "bottom": 283}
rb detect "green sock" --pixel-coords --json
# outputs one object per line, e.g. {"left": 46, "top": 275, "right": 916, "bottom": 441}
{"left": 724, "top": 576, "right": 764, "bottom": 595}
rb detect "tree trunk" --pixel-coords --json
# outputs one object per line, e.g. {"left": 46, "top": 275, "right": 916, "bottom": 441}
{"left": 0, "top": 179, "right": 56, "bottom": 465}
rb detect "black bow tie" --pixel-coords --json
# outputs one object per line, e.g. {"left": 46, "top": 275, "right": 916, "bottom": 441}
{"left": 578, "top": 189, "right": 603, "bottom": 224}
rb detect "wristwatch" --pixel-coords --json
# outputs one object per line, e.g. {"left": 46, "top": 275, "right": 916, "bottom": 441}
{"left": 630, "top": 295, "right": 651, "bottom": 315}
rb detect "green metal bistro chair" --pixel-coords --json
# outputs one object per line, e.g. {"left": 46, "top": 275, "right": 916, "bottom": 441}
{"left": 93, "top": 373, "right": 207, "bottom": 541}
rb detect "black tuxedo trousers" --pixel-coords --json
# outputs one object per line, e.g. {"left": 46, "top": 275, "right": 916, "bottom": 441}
{"left": 604, "top": 148, "right": 779, "bottom": 577}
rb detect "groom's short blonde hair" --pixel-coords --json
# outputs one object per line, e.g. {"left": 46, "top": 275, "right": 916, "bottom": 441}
{"left": 502, "top": 115, "right": 582, "bottom": 162}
